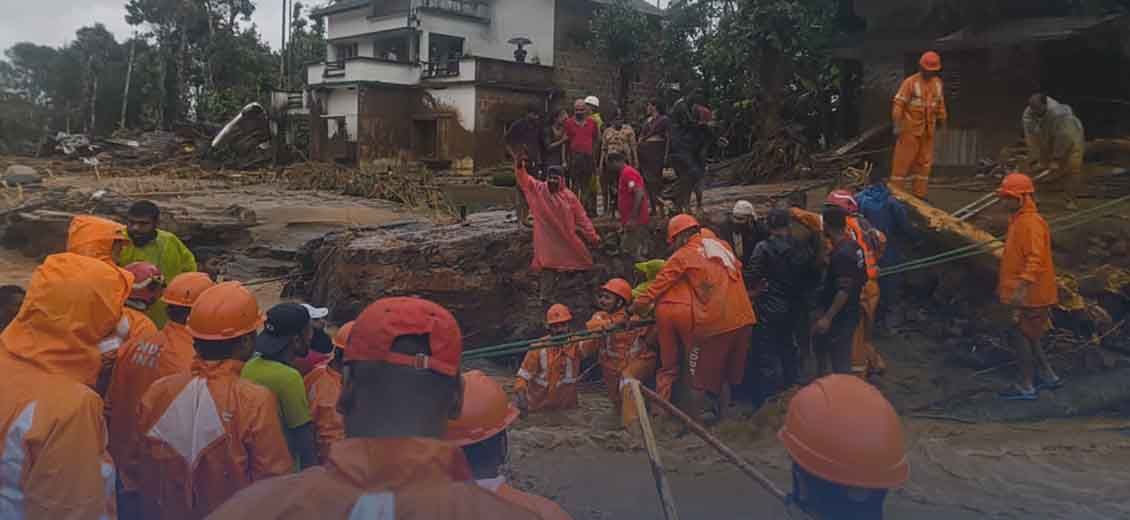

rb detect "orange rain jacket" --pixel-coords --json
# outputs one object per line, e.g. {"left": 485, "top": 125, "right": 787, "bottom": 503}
{"left": 998, "top": 196, "right": 1058, "bottom": 307}
{"left": 136, "top": 358, "right": 294, "bottom": 519}
{"left": 105, "top": 320, "right": 195, "bottom": 491}
{"left": 515, "top": 163, "right": 600, "bottom": 272}
{"left": 304, "top": 364, "right": 346, "bottom": 464}
{"left": 582, "top": 311, "right": 656, "bottom": 393}
{"left": 514, "top": 338, "right": 585, "bottom": 412}
{"left": 0, "top": 253, "right": 131, "bottom": 520}
{"left": 637, "top": 233, "right": 756, "bottom": 340}
{"left": 206, "top": 438, "right": 539, "bottom": 519}
{"left": 892, "top": 73, "right": 947, "bottom": 138}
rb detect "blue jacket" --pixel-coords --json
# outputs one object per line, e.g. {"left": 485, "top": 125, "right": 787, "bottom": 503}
{"left": 857, "top": 183, "right": 911, "bottom": 267}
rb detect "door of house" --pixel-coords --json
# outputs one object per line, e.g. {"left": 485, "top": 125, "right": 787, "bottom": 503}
{"left": 413, "top": 119, "right": 439, "bottom": 159}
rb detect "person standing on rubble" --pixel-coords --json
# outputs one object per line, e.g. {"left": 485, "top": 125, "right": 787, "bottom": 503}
{"left": 514, "top": 304, "right": 586, "bottom": 413}
{"left": 208, "top": 297, "right": 538, "bottom": 519}
{"left": 720, "top": 200, "right": 768, "bottom": 268}
{"left": 118, "top": 200, "right": 198, "bottom": 328}
{"left": 778, "top": 374, "right": 909, "bottom": 518}
{"left": 669, "top": 85, "right": 710, "bottom": 212}
{"left": 631, "top": 214, "right": 756, "bottom": 424}
{"left": 891, "top": 51, "right": 947, "bottom": 199}
{"left": 608, "top": 150, "right": 650, "bottom": 265}
{"left": 448, "top": 370, "right": 574, "bottom": 519}
{"left": 857, "top": 168, "right": 913, "bottom": 332}
{"left": 996, "top": 173, "right": 1062, "bottom": 400}
{"left": 514, "top": 156, "right": 600, "bottom": 302}
{"left": 812, "top": 206, "right": 867, "bottom": 375}
{"left": 1023, "top": 93, "right": 1086, "bottom": 210}
{"left": 0, "top": 253, "right": 130, "bottom": 519}
{"left": 565, "top": 99, "right": 601, "bottom": 213}
{"left": 638, "top": 99, "right": 671, "bottom": 214}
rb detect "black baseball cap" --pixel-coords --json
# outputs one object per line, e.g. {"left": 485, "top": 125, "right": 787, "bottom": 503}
{"left": 255, "top": 303, "right": 311, "bottom": 355}
{"left": 768, "top": 208, "right": 791, "bottom": 230}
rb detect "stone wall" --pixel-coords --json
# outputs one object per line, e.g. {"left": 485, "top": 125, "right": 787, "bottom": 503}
{"left": 474, "top": 86, "right": 547, "bottom": 168}
{"left": 300, "top": 180, "right": 823, "bottom": 349}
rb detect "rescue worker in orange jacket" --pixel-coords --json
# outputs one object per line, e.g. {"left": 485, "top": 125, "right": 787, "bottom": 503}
{"left": 778, "top": 375, "right": 909, "bottom": 519}
{"left": 891, "top": 51, "right": 947, "bottom": 199}
{"left": 136, "top": 281, "right": 293, "bottom": 519}
{"left": 106, "top": 270, "right": 213, "bottom": 517}
{"left": 580, "top": 279, "right": 657, "bottom": 429}
{"left": 304, "top": 320, "right": 352, "bottom": 463}
{"left": 67, "top": 215, "right": 160, "bottom": 396}
{"left": 630, "top": 214, "right": 756, "bottom": 423}
{"left": 0, "top": 253, "right": 130, "bottom": 520}
{"left": 514, "top": 304, "right": 585, "bottom": 413}
{"left": 207, "top": 297, "right": 538, "bottom": 519}
{"left": 105, "top": 271, "right": 214, "bottom": 518}
{"left": 996, "top": 173, "right": 1062, "bottom": 400}
{"left": 447, "top": 370, "right": 574, "bottom": 520}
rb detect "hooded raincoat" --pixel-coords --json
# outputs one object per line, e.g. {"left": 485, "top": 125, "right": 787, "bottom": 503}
{"left": 999, "top": 196, "right": 1058, "bottom": 308}
{"left": 205, "top": 438, "right": 539, "bottom": 519}
{"left": 136, "top": 358, "right": 294, "bottom": 519}
{"left": 0, "top": 253, "right": 131, "bottom": 520}
{"left": 105, "top": 320, "right": 195, "bottom": 492}
{"left": 515, "top": 163, "right": 600, "bottom": 272}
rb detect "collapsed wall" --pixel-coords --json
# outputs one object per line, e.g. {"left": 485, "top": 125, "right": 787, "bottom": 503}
{"left": 299, "top": 181, "right": 825, "bottom": 349}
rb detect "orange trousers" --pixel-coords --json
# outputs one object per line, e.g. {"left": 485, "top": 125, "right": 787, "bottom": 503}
{"left": 891, "top": 131, "right": 935, "bottom": 198}
{"left": 851, "top": 280, "right": 885, "bottom": 375}
{"left": 602, "top": 357, "right": 659, "bottom": 427}
{"left": 655, "top": 302, "right": 693, "bottom": 402}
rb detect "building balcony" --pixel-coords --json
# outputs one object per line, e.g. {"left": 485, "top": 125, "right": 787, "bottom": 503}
{"left": 416, "top": 0, "right": 490, "bottom": 23}
{"left": 308, "top": 56, "right": 421, "bottom": 86}
{"left": 420, "top": 57, "right": 476, "bottom": 82}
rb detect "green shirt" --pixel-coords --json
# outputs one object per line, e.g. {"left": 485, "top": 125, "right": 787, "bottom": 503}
{"left": 118, "top": 229, "right": 198, "bottom": 328}
{"left": 242, "top": 356, "right": 313, "bottom": 470}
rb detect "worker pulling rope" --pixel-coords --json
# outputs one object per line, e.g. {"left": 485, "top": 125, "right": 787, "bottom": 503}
{"left": 463, "top": 319, "right": 656, "bottom": 361}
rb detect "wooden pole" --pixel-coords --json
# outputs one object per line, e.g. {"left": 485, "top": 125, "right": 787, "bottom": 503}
{"left": 629, "top": 380, "right": 680, "bottom": 520}
{"left": 638, "top": 383, "right": 788, "bottom": 502}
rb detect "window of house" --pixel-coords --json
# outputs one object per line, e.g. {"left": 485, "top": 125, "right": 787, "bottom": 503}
{"left": 429, "top": 34, "right": 464, "bottom": 63}
{"left": 375, "top": 36, "right": 410, "bottom": 63}
{"left": 334, "top": 43, "right": 359, "bottom": 61}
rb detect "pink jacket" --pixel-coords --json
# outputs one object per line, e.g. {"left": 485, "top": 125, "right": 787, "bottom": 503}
{"left": 516, "top": 164, "right": 600, "bottom": 271}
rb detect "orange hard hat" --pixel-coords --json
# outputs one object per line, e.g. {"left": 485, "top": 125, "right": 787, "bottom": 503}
{"left": 997, "top": 172, "right": 1035, "bottom": 199}
{"left": 825, "top": 189, "right": 859, "bottom": 214}
{"left": 601, "top": 278, "right": 633, "bottom": 303}
{"left": 186, "top": 281, "right": 264, "bottom": 340}
{"left": 667, "top": 214, "right": 700, "bottom": 244}
{"left": 445, "top": 370, "right": 520, "bottom": 446}
{"left": 161, "top": 272, "right": 215, "bottom": 307}
{"left": 333, "top": 321, "right": 355, "bottom": 349}
{"left": 546, "top": 303, "right": 573, "bottom": 325}
{"left": 919, "top": 51, "right": 942, "bottom": 71}
{"left": 778, "top": 375, "right": 909, "bottom": 489}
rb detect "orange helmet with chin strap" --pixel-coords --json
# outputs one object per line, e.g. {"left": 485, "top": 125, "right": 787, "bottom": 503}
{"left": 601, "top": 278, "right": 633, "bottom": 304}
{"left": 445, "top": 370, "right": 520, "bottom": 446}
{"left": 546, "top": 304, "right": 573, "bottom": 325}
{"left": 667, "top": 214, "right": 700, "bottom": 244}
{"left": 997, "top": 172, "right": 1035, "bottom": 199}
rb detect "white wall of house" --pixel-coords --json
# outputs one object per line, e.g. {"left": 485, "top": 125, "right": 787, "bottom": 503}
{"left": 427, "top": 85, "right": 477, "bottom": 132}
{"left": 327, "top": 10, "right": 410, "bottom": 43}
{"left": 324, "top": 87, "right": 360, "bottom": 141}
{"left": 418, "top": 0, "right": 555, "bottom": 65}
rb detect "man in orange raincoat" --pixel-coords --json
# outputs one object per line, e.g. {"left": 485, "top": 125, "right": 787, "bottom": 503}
{"left": 514, "top": 304, "right": 585, "bottom": 413}
{"left": 581, "top": 279, "right": 657, "bottom": 429}
{"left": 0, "top": 253, "right": 131, "bottom": 519}
{"left": 105, "top": 271, "right": 214, "bottom": 518}
{"left": 514, "top": 157, "right": 601, "bottom": 302}
{"left": 996, "top": 173, "right": 1061, "bottom": 400}
{"left": 447, "top": 370, "right": 573, "bottom": 520}
{"left": 304, "top": 321, "right": 352, "bottom": 463}
{"left": 67, "top": 214, "right": 160, "bottom": 396}
{"left": 891, "top": 51, "right": 947, "bottom": 199}
{"left": 631, "top": 214, "right": 756, "bottom": 423}
{"left": 207, "top": 297, "right": 538, "bottom": 519}
{"left": 135, "top": 281, "right": 293, "bottom": 518}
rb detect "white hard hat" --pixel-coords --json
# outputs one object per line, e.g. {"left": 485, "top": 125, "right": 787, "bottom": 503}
{"left": 584, "top": 95, "right": 600, "bottom": 108}
{"left": 732, "top": 200, "right": 756, "bottom": 217}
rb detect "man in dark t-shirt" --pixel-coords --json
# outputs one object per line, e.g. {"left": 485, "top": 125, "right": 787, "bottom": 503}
{"left": 814, "top": 206, "right": 866, "bottom": 375}
{"left": 506, "top": 104, "right": 545, "bottom": 169}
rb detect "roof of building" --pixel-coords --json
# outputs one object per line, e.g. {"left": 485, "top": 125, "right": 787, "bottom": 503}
{"left": 312, "top": 0, "right": 664, "bottom": 18}
{"left": 935, "top": 14, "right": 1127, "bottom": 49}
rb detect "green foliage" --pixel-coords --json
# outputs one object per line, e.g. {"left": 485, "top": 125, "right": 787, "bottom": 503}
{"left": 589, "top": 0, "right": 661, "bottom": 111}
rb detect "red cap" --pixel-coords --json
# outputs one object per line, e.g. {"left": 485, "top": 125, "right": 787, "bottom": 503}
{"left": 345, "top": 297, "right": 461, "bottom": 377}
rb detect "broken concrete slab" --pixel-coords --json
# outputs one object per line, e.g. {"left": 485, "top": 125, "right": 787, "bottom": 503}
{"left": 3, "top": 165, "right": 41, "bottom": 186}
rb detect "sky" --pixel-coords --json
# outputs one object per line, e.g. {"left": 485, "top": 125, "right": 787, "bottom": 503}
{"left": 0, "top": 0, "right": 290, "bottom": 55}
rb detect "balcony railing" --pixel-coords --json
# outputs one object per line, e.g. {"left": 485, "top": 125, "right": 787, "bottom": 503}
{"left": 421, "top": 58, "right": 462, "bottom": 79}
{"left": 416, "top": 0, "right": 489, "bottom": 21}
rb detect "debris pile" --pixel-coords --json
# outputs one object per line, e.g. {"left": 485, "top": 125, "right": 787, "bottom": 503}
{"left": 281, "top": 162, "right": 457, "bottom": 218}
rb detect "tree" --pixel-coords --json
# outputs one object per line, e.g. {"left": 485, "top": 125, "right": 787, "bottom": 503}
{"left": 3, "top": 43, "right": 59, "bottom": 104}
{"left": 589, "top": 0, "right": 661, "bottom": 113}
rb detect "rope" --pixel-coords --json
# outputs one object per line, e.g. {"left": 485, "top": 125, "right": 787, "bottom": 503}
{"left": 463, "top": 320, "right": 655, "bottom": 361}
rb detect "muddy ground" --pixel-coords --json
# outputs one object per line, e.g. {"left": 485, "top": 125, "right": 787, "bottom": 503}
{"left": 3, "top": 156, "right": 1130, "bottom": 519}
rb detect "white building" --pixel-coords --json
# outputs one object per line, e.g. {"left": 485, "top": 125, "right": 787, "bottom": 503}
{"left": 306, "top": 0, "right": 662, "bottom": 169}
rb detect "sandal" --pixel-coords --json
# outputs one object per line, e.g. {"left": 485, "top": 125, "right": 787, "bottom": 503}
{"left": 1036, "top": 375, "right": 1064, "bottom": 391}
{"left": 999, "top": 385, "right": 1038, "bottom": 401}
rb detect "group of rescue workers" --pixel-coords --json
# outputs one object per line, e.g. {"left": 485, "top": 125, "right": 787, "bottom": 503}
{"left": 0, "top": 48, "right": 1070, "bottom": 520}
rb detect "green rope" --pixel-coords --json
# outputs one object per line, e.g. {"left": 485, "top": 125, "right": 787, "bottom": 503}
{"left": 463, "top": 320, "right": 655, "bottom": 361}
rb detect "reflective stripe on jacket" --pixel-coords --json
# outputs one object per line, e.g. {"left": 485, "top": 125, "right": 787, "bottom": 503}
{"left": 892, "top": 73, "right": 946, "bottom": 137}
